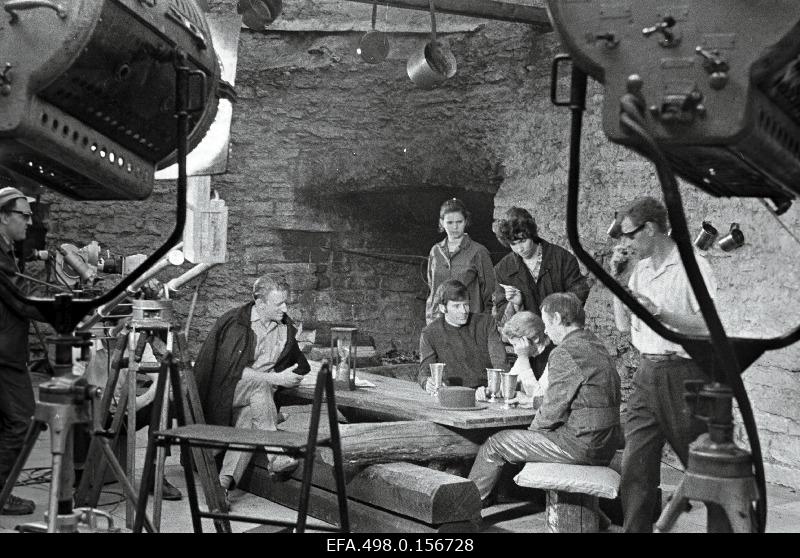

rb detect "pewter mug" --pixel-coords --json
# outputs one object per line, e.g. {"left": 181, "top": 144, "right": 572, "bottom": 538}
{"left": 429, "top": 363, "right": 446, "bottom": 396}
{"left": 500, "top": 372, "right": 518, "bottom": 404}
{"left": 485, "top": 368, "right": 503, "bottom": 401}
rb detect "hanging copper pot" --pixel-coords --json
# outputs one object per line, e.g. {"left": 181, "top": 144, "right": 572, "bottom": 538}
{"left": 358, "top": 3, "right": 390, "bottom": 64}
{"left": 407, "top": 0, "right": 457, "bottom": 89}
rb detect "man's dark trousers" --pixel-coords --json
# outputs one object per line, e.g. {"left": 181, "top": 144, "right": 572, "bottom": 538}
{"left": 0, "top": 366, "right": 35, "bottom": 489}
{"left": 620, "top": 357, "right": 709, "bottom": 532}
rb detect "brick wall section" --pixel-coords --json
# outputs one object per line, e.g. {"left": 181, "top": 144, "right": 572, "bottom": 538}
{"left": 36, "top": 8, "right": 800, "bottom": 488}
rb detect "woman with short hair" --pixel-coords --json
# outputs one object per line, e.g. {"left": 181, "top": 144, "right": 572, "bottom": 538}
{"left": 425, "top": 198, "right": 495, "bottom": 324}
{"left": 501, "top": 311, "right": 553, "bottom": 405}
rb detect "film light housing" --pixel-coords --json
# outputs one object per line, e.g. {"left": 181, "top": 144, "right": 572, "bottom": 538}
{"left": 547, "top": 0, "right": 800, "bottom": 210}
{"left": 0, "top": 0, "right": 221, "bottom": 200}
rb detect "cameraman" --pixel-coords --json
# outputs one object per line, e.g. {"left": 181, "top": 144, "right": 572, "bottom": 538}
{"left": 0, "top": 187, "right": 40, "bottom": 516}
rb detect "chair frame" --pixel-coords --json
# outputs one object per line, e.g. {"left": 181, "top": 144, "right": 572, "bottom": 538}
{"left": 133, "top": 357, "right": 349, "bottom": 533}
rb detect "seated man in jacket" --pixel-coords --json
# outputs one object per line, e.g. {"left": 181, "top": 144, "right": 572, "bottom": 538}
{"left": 418, "top": 279, "right": 507, "bottom": 392}
{"left": 468, "top": 293, "right": 621, "bottom": 503}
{"left": 193, "top": 275, "right": 310, "bottom": 494}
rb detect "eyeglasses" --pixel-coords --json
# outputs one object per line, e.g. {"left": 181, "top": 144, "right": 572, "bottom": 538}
{"left": 9, "top": 210, "right": 32, "bottom": 219}
{"left": 620, "top": 223, "right": 646, "bottom": 239}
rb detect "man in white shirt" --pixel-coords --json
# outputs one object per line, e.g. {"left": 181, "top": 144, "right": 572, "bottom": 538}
{"left": 611, "top": 196, "right": 717, "bottom": 533}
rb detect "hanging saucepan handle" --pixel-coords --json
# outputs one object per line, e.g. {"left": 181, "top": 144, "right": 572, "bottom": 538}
{"left": 429, "top": 0, "right": 437, "bottom": 43}
{"left": 359, "top": 1, "right": 390, "bottom": 64}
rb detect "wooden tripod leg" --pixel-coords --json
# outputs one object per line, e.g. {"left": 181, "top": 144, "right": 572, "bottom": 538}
{"left": 133, "top": 356, "right": 171, "bottom": 533}
{"left": 77, "top": 388, "right": 130, "bottom": 507}
{"left": 173, "top": 333, "right": 232, "bottom": 533}
{"left": 75, "top": 330, "right": 129, "bottom": 507}
{"left": 98, "top": 438, "right": 155, "bottom": 533}
{"left": 152, "top": 373, "right": 171, "bottom": 530}
{"left": 126, "top": 330, "right": 150, "bottom": 529}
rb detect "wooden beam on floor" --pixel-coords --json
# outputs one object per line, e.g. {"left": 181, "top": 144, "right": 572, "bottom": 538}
{"left": 241, "top": 467, "right": 480, "bottom": 533}
{"left": 340, "top": 0, "right": 552, "bottom": 29}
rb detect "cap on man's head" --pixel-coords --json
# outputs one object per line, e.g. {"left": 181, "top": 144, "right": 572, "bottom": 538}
{"left": 0, "top": 187, "right": 36, "bottom": 208}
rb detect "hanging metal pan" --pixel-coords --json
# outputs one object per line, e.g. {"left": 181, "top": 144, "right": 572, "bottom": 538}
{"left": 406, "top": 0, "right": 457, "bottom": 89}
{"left": 359, "top": 3, "right": 390, "bottom": 64}
{"left": 238, "top": 0, "right": 283, "bottom": 30}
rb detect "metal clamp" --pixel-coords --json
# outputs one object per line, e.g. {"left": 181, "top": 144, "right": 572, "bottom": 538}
{"left": 0, "top": 63, "right": 12, "bottom": 96}
{"left": 587, "top": 32, "right": 619, "bottom": 49}
{"left": 642, "top": 16, "right": 681, "bottom": 48}
{"left": 166, "top": 5, "right": 207, "bottom": 50}
{"left": 4, "top": 1, "right": 67, "bottom": 25}
{"left": 550, "top": 54, "right": 573, "bottom": 107}
{"left": 695, "top": 46, "right": 729, "bottom": 90}
{"left": 76, "top": 508, "right": 119, "bottom": 533}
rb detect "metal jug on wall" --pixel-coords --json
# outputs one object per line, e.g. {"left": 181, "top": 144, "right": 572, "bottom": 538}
{"left": 407, "top": 0, "right": 457, "bottom": 89}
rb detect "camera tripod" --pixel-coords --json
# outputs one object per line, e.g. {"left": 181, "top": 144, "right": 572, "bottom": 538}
{"left": 655, "top": 382, "right": 758, "bottom": 532}
{"left": 550, "top": 60, "right": 784, "bottom": 532}
{"left": 0, "top": 332, "right": 155, "bottom": 533}
{"left": 74, "top": 299, "right": 231, "bottom": 532}
{"left": 0, "top": 49, "right": 224, "bottom": 533}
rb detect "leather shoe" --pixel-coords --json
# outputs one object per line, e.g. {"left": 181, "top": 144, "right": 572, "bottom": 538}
{"left": 1, "top": 494, "right": 35, "bottom": 516}
{"left": 147, "top": 477, "right": 183, "bottom": 501}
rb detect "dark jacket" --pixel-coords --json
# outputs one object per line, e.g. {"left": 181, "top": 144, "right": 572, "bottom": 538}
{"left": 492, "top": 239, "right": 590, "bottom": 323}
{"left": 417, "top": 313, "right": 507, "bottom": 389}
{"left": 0, "top": 235, "right": 32, "bottom": 372}
{"left": 531, "top": 328, "right": 621, "bottom": 465}
{"left": 193, "top": 302, "right": 310, "bottom": 427}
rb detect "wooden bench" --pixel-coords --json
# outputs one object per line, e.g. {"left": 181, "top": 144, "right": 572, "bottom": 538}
{"left": 514, "top": 462, "right": 620, "bottom": 533}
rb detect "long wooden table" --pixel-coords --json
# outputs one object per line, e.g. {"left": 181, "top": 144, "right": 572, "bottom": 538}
{"left": 241, "top": 370, "right": 536, "bottom": 532}
{"left": 286, "top": 370, "right": 536, "bottom": 429}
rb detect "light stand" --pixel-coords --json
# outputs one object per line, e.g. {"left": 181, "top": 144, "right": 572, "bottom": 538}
{"left": 656, "top": 382, "right": 757, "bottom": 532}
{"left": 549, "top": 56, "right": 800, "bottom": 532}
{"left": 0, "top": 50, "right": 202, "bottom": 532}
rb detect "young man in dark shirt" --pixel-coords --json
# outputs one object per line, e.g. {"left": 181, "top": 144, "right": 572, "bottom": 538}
{"left": 418, "top": 279, "right": 507, "bottom": 392}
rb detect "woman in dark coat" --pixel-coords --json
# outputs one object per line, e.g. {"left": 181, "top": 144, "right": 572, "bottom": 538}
{"left": 492, "top": 207, "right": 590, "bottom": 372}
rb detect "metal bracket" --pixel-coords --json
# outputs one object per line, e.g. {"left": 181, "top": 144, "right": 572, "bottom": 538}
{"left": 166, "top": 5, "right": 208, "bottom": 50}
{"left": 4, "top": 0, "right": 67, "bottom": 25}
{"left": 0, "top": 63, "right": 12, "bottom": 96}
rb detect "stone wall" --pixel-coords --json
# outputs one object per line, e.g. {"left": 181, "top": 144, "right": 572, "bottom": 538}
{"left": 35, "top": 3, "right": 800, "bottom": 488}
